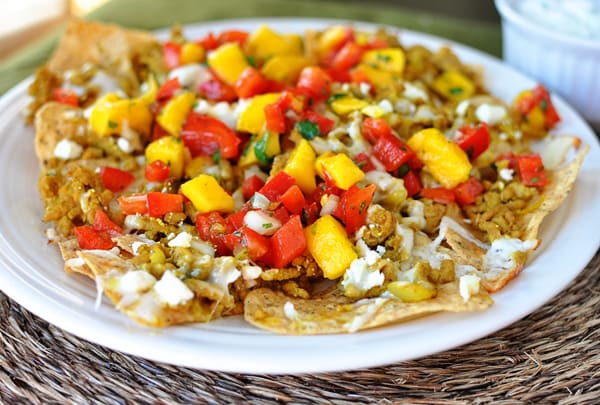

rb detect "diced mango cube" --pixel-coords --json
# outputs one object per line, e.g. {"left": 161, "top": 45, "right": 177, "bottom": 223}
{"left": 207, "top": 42, "right": 250, "bottom": 85}
{"left": 316, "top": 26, "right": 348, "bottom": 57}
{"left": 145, "top": 136, "right": 185, "bottom": 178}
{"left": 318, "top": 153, "right": 365, "bottom": 190}
{"left": 305, "top": 215, "right": 357, "bottom": 279}
{"left": 246, "top": 25, "right": 303, "bottom": 61}
{"left": 90, "top": 94, "right": 153, "bottom": 136}
{"left": 239, "top": 131, "right": 281, "bottom": 167}
{"left": 283, "top": 139, "right": 317, "bottom": 193}
{"left": 431, "top": 70, "right": 475, "bottom": 101}
{"left": 236, "top": 93, "right": 280, "bottom": 134}
{"left": 361, "top": 104, "right": 386, "bottom": 118}
{"left": 352, "top": 64, "right": 395, "bottom": 88}
{"left": 407, "top": 128, "right": 471, "bottom": 189}
{"left": 180, "top": 42, "right": 205, "bottom": 65}
{"left": 314, "top": 151, "right": 335, "bottom": 178}
{"left": 181, "top": 174, "right": 235, "bottom": 213}
{"left": 387, "top": 281, "right": 436, "bottom": 302}
{"left": 330, "top": 96, "right": 369, "bottom": 115}
{"left": 361, "top": 48, "right": 405, "bottom": 74}
{"left": 261, "top": 55, "right": 310, "bottom": 83}
{"left": 156, "top": 91, "right": 195, "bottom": 136}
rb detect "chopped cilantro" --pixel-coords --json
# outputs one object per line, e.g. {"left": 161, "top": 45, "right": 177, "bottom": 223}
{"left": 212, "top": 149, "right": 221, "bottom": 164}
{"left": 246, "top": 55, "right": 257, "bottom": 67}
{"left": 449, "top": 87, "right": 464, "bottom": 96}
{"left": 396, "top": 163, "right": 409, "bottom": 178}
{"left": 376, "top": 53, "right": 392, "bottom": 62}
{"left": 295, "top": 120, "right": 320, "bottom": 140}
{"left": 254, "top": 133, "right": 272, "bottom": 165}
{"left": 262, "top": 222, "right": 273, "bottom": 229}
{"left": 311, "top": 223, "right": 317, "bottom": 235}
{"left": 107, "top": 120, "right": 118, "bottom": 129}
{"left": 327, "top": 93, "right": 346, "bottom": 105}
{"left": 358, "top": 200, "right": 367, "bottom": 215}
{"left": 531, "top": 177, "right": 540, "bottom": 183}
{"left": 540, "top": 99, "right": 548, "bottom": 112}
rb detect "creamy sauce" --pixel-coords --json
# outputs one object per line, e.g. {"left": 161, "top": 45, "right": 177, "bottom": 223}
{"left": 518, "top": 0, "right": 600, "bottom": 40}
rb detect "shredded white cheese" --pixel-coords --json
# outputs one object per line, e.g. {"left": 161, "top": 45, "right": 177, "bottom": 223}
{"left": 54, "top": 139, "right": 83, "bottom": 160}
{"left": 154, "top": 270, "right": 194, "bottom": 307}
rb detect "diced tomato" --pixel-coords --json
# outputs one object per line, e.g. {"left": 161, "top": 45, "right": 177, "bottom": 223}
{"left": 181, "top": 112, "right": 241, "bottom": 159}
{"left": 373, "top": 134, "right": 416, "bottom": 172}
{"left": 145, "top": 160, "right": 170, "bottom": 182}
{"left": 264, "top": 103, "right": 287, "bottom": 133}
{"left": 92, "top": 210, "right": 122, "bottom": 237}
{"left": 235, "top": 67, "right": 269, "bottom": 99}
{"left": 353, "top": 152, "right": 376, "bottom": 172}
{"left": 306, "top": 181, "right": 343, "bottom": 205}
{"left": 515, "top": 154, "right": 548, "bottom": 188}
{"left": 242, "top": 175, "right": 265, "bottom": 200}
{"left": 350, "top": 68, "right": 372, "bottom": 86}
{"left": 455, "top": 122, "right": 490, "bottom": 161}
{"left": 258, "top": 171, "right": 296, "bottom": 201}
{"left": 269, "top": 215, "right": 306, "bottom": 268}
{"left": 223, "top": 232, "right": 242, "bottom": 253}
{"left": 74, "top": 226, "right": 114, "bottom": 250}
{"left": 196, "top": 212, "right": 233, "bottom": 255}
{"left": 227, "top": 208, "right": 249, "bottom": 231}
{"left": 240, "top": 227, "right": 270, "bottom": 261}
{"left": 302, "top": 110, "right": 335, "bottom": 135}
{"left": 217, "top": 30, "right": 249, "bottom": 47}
{"left": 118, "top": 194, "right": 148, "bottom": 215}
{"left": 324, "top": 68, "right": 352, "bottom": 83}
{"left": 338, "top": 184, "right": 376, "bottom": 234}
{"left": 156, "top": 77, "right": 181, "bottom": 104}
{"left": 146, "top": 192, "right": 183, "bottom": 218}
{"left": 163, "top": 41, "right": 181, "bottom": 70}
{"left": 331, "top": 27, "right": 355, "bottom": 53}
{"left": 496, "top": 152, "right": 517, "bottom": 168}
{"left": 301, "top": 202, "right": 320, "bottom": 226}
{"left": 403, "top": 170, "right": 422, "bottom": 198}
{"left": 297, "top": 66, "right": 332, "bottom": 102}
{"left": 280, "top": 185, "right": 306, "bottom": 215}
{"left": 362, "top": 117, "right": 392, "bottom": 144}
{"left": 533, "top": 85, "right": 560, "bottom": 128}
{"left": 52, "top": 88, "right": 79, "bottom": 107}
{"left": 198, "top": 32, "right": 219, "bottom": 51}
{"left": 331, "top": 41, "right": 364, "bottom": 71}
{"left": 454, "top": 177, "right": 484, "bottom": 206}
{"left": 365, "top": 37, "right": 389, "bottom": 50}
{"left": 276, "top": 90, "right": 306, "bottom": 113}
{"left": 100, "top": 166, "right": 135, "bottom": 192}
{"left": 272, "top": 206, "right": 291, "bottom": 224}
{"left": 152, "top": 122, "right": 169, "bottom": 141}
{"left": 199, "top": 78, "right": 237, "bottom": 102}
{"left": 408, "top": 155, "right": 424, "bottom": 171}
{"left": 421, "top": 187, "right": 456, "bottom": 204}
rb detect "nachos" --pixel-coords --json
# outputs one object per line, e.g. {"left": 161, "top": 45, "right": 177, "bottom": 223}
{"left": 28, "top": 20, "right": 586, "bottom": 333}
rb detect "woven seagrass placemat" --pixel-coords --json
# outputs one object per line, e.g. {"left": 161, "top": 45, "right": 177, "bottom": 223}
{"left": 1, "top": 249, "right": 598, "bottom": 404}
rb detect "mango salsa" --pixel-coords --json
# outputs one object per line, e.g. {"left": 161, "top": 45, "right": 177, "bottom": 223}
{"left": 145, "top": 136, "right": 185, "bottom": 178}
{"left": 207, "top": 42, "right": 250, "bottom": 85}
{"left": 246, "top": 25, "right": 303, "bottom": 61}
{"left": 431, "top": 70, "right": 475, "bottom": 101}
{"left": 283, "top": 139, "right": 317, "bottom": 193}
{"left": 181, "top": 174, "right": 235, "bottom": 213}
{"left": 317, "top": 153, "right": 365, "bottom": 190}
{"left": 236, "top": 93, "right": 280, "bottom": 134}
{"left": 261, "top": 55, "right": 310, "bottom": 83}
{"left": 361, "top": 48, "right": 405, "bottom": 74}
{"left": 156, "top": 91, "right": 196, "bottom": 136}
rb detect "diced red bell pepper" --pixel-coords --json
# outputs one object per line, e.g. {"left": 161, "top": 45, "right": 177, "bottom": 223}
{"left": 52, "top": 88, "right": 79, "bottom": 107}
{"left": 145, "top": 160, "right": 170, "bottom": 182}
{"left": 163, "top": 41, "right": 181, "bottom": 70}
{"left": 330, "top": 41, "right": 364, "bottom": 71}
{"left": 301, "top": 201, "right": 320, "bottom": 226}
{"left": 515, "top": 154, "right": 548, "bottom": 188}
{"left": 196, "top": 212, "right": 233, "bottom": 255}
{"left": 156, "top": 77, "right": 181, "bottom": 104}
{"left": 235, "top": 67, "right": 270, "bottom": 99}
{"left": 147, "top": 192, "right": 183, "bottom": 218}
{"left": 223, "top": 232, "right": 242, "bottom": 253}
{"left": 276, "top": 89, "right": 307, "bottom": 113}
{"left": 181, "top": 112, "right": 241, "bottom": 159}
{"left": 533, "top": 85, "right": 560, "bottom": 128}
{"left": 74, "top": 225, "right": 115, "bottom": 250}
{"left": 242, "top": 175, "right": 265, "bottom": 200}
{"left": 118, "top": 194, "right": 148, "bottom": 215}
{"left": 100, "top": 166, "right": 135, "bottom": 192}
{"left": 365, "top": 37, "right": 389, "bottom": 50}
{"left": 455, "top": 122, "right": 490, "bottom": 161}
{"left": 408, "top": 155, "right": 424, "bottom": 171}
{"left": 353, "top": 152, "right": 376, "bottom": 172}
{"left": 350, "top": 68, "right": 372, "bottom": 86}
{"left": 338, "top": 184, "right": 376, "bottom": 234}
{"left": 362, "top": 117, "right": 392, "bottom": 144}
{"left": 324, "top": 68, "right": 352, "bottom": 83}
{"left": 152, "top": 122, "right": 169, "bottom": 141}
{"left": 92, "top": 210, "right": 122, "bottom": 237}
{"left": 217, "top": 30, "right": 249, "bottom": 47}
{"left": 269, "top": 215, "right": 306, "bottom": 268}
{"left": 302, "top": 110, "right": 335, "bottom": 135}
{"left": 199, "top": 78, "right": 237, "bottom": 102}
{"left": 264, "top": 103, "right": 287, "bottom": 133}
{"left": 227, "top": 208, "right": 249, "bottom": 231}
{"left": 297, "top": 66, "right": 332, "bottom": 102}
{"left": 198, "top": 32, "right": 219, "bottom": 51}
{"left": 272, "top": 206, "right": 291, "bottom": 225}
{"left": 373, "top": 134, "right": 416, "bottom": 172}
{"left": 453, "top": 176, "right": 484, "bottom": 206}
{"left": 258, "top": 171, "right": 296, "bottom": 202}
{"left": 403, "top": 170, "right": 422, "bottom": 198}
{"left": 306, "top": 181, "right": 343, "bottom": 205}
{"left": 240, "top": 227, "right": 270, "bottom": 261}
{"left": 421, "top": 187, "right": 456, "bottom": 204}
{"left": 280, "top": 185, "right": 306, "bottom": 215}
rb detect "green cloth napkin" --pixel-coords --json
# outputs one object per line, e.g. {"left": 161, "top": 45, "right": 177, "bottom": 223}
{"left": 0, "top": 0, "right": 500, "bottom": 94}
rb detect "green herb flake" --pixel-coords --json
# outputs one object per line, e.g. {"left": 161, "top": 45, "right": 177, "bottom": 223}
{"left": 531, "top": 177, "right": 540, "bottom": 183}
{"left": 327, "top": 93, "right": 346, "bottom": 105}
{"left": 311, "top": 223, "right": 318, "bottom": 235}
{"left": 376, "top": 53, "right": 392, "bottom": 62}
{"left": 449, "top": 87, "right": 464, "bottom": 96}
{"left": 358, "top": 200, "right": 367, "bottom": 215}
{"left": 254, "top": 133, "right": 273, "bottom": 165}
{"left": 107, "top": 120, "right": 118, "bottom": 129}
{"left": 246, "top": 55, "right": 257, "bottom": 67}
{"left": 396, "top": 163, "right": 409, "bottom": 178}
{"left": 262, "top": 222, "right": 273, "bottom": 229}
{"left": 540, "top": 99, "right": 548, "bottom": 112}
{"left": 212, "top": 149, "right": 221, "bottom": 164}
{"left": 295, "top": 120, "right": 320, "bottom": 140}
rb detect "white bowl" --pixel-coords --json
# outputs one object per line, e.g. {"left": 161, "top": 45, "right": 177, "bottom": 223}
{"left": 496, "top": 0, "right": 600, "bottom": 128}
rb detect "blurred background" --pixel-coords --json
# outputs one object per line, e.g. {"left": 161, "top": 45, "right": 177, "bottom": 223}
{"left": 0, "top": 0, "right": 500, "bottom": 62}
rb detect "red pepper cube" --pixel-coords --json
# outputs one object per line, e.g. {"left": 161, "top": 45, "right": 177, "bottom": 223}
{"left": 118, "top": 194, "right": 148, "bottom": 215}
{"left": 353, "top": 152, "right": 376, "bottom": 172}
{"left": 181, "top": 112, "right": 241, "bottom": 159}
{"left": 156, "top": 77, "right": 181, "bottom": 104}
{"left": 362, "top": 117, "right": 392, "bottom": 144}
{"left": 373, "top": 134, "right": 415, "bottom": 172}
{"left": 74, "top": 225, "right": 115, "bottom": 250}
{"left": 242, "top": 175, "right": 265, "bottom": 200}
{"left": 264, "top": 103, "right": 287, "bottom": 134}
{"left": 269, "top": 215, "right": 306, "bottom": 268}
{"left": 331, "top": 41, "right": 364, "bottom": 71}
{"left": 453, "top": 177, "right": 485, "bottom": 206}
{"left": 280, "top": 185, "right": 306, "bottom": 215}
{"left": 145, "top": 160, "right": 171, "bottom": 182}
{"left": 302, "top": 110, "right": 335, "bottom": 135}
{"left": 297, "top": 66, "right": 332, "bottom": 102}
{"left": 258, "top": 171, "right": 296, "bottom": 202}
{"left": 240, "top": 227, "right": 270, "bottom": 261}
{"left": 162, "top": 41, "right": 181, "bottom": 70}
{"left": 300, "top": 201, "right": 320, "bottom": 226}
{"left": 196, "top": 212, "right": 233, "bottom": 256}
{"left": 339, "top": 184, "right": 376, "bottom": 234}
{"left": 199, "top": 77, "right": 237, "bottom": 103}
{"left": 516, "top": 154, "right": 548, "bottom": 188}
{"left": 421, "top": 187, "right": 456, "bottom": 205}
{"left": 100, "top": 166, "right": 135, "bottom": 193}
{"left": 92, "top": 210, "right": 123, "bottom": 237}
{"left": 455, "top": 122, "right": 490, "bottom": 161}
{"left": 52, "top": 88, "right": 79, "bottom": 107}
{"left": 235, "top": 67, "right": 270, "bottom": 99}
{"left": 147, "top": 192, "right": 184, "bottom": 218}
{"left": 227, "top": 209, "right": 249, "bottom": 231}
{"left": 403, "top": 171, "right": 422, "bottom": 198}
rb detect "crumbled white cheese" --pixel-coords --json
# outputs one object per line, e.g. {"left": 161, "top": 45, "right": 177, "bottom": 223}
{"left": 283, "top": 301, "right": 298, "bottom": 320}
{"left": 168, "top": 63, "right": 212, "bottom": 89}
{"left": 54, "top": 139, "right": 83, "bottom": 160}
{"left": 475, "top": 103, "right": 507, "bottom": 126}
{"left": 209, "top": 257, "right": 241, "bottom": 292}
{"left": 241, "top": 265, "right": 263, "bottom": 280}
{"left": 194, "top": 98, "right": 248, "bottom": 129}
{"left": 251, "top": 192, "right": 270, "bottom": 210}
{"left": 154, "top": 270, "right": 194, "bottom": 307}
{"left": 88, "top": 70, "right": 121, "bottom": 97}
{"left": 499, "top": 168, "right": 514, "bottom": 182}
{"left": 376, "top": 245, "right": 386, "bottom": 255}
{"left": 118, "top": 270, "right": 156, "bottom": 294}
{"left": 243, "top": 210, "right": 281, "bottom": 235}
{"left": 431, "top": 216, "right": 489, "bottom": 251}
{"left": 341, "top": 258, "right": 385, "bottom": 294}
{"left": 459, "top": 274, "right": 481, "bottom": 302}
{"left": 359, "top": 82, "right": 372, "bottom": 96}
{"left": 401, "top": 199, "right": 426, "bottom": 230}
{"left": 456, "top": 100, "right": 470, "bottom": 116}
{"left": 189, "top": 239, "right": 215, "bottom": 257}
{"left": 131, "top": 241, "right": 145, "bottom": 256}
{"left": 484, "top": 237, "right": 537, "bottom": 277}
{"left": 167, "top": 232, "right": 193, "bottom": 248}
{"left": 45, "top": 228, "right": 57, "bottom": 241}
{"left": 377, "top": 99, "right": 394, "bottom": 113}
{"left": 403, "top": 82, "right": 428, "bottom": 101}
{"left": 117, "top": 137, "right": 133, "bottom": 153}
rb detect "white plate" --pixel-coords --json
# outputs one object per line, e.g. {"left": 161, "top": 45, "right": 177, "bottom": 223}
{"left": 1, "top": 18, "right": 599, "bottom": 374}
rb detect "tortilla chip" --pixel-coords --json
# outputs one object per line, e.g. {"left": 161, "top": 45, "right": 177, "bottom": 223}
{"left": 57, "top": 238, "right": 93, "bottom": 278}
{"left": 112, "top": 234, "right": 148, "bottom": 255}
{"left": 244, "top": 282, "right": 492, "bottom": 335}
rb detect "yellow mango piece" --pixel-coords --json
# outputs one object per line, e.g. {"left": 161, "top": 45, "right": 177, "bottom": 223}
{"left": 246, "top": 25, "right": 303, "bottom": 61}
{"left": 261, "top": 55, "right": 310, "bottom": 83}
{"left": 239, "top": 131, "right": 281, "bottom": 167}
{"left": 361, "top": 48, "right": 405, "bottom": 74}
{"left": 431, "top": 70, "right": 475, "bottom": 101}
{"left": 305, "top": 215, "right": 357, "bottom": 280}
{"left": 236, "top": 92, "right": 280, "bottom": 134}
{"left": 387, "top": 281, "right": 436, "bottom": 302}
{"left": 353, "top": 64, "right": 395, "bottom": 88}
{"left": 283, "top": 139, "right": 317, "bottom": 193}
{"left": 361, "top": 104, "right": 386, "bottom": 118}
{"left": 330, "top": 96, "right": 369, "bottom": 115}
{"left": 407, "top": 128, "right": 471, "bottom": 189}
{"left": 89, "top": 94, "right": 153, "bottom": 136}
{"left": 156, "top": 91, "right": 195, "bottom": 136}
{"left": 314, "top": 151, "right": 335, "bottom": 178}
{"left": 145, "top": 136, "right": 185, "bottom": 178}
{"left": 207, "top": 42, "right": 250, "bottom": 85}
{"left": 318, "top": 153, "right": 365, "bottom": 190}
{"left": 180, "top": 42, "right": 205, "bottom": 65}
{"left": 317, "top": 26, "right": 348, "bottom": 57}
{"left": 181, "top": 174, "right": 235, "bottom": 213}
